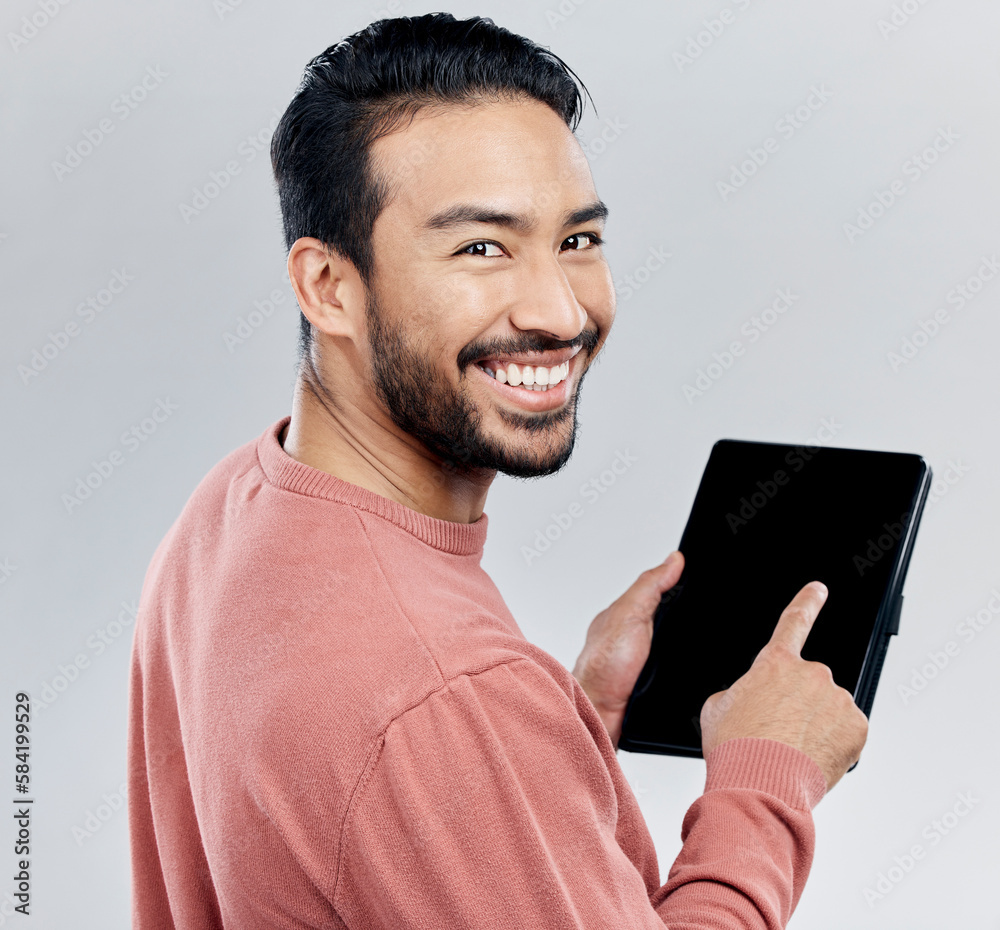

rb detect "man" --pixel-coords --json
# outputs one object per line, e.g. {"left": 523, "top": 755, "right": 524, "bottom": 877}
{"left": 127, "top": 13, "right": 867, "bottom": 928}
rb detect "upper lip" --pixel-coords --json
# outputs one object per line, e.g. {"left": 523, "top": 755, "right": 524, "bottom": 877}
{"left": 475, "top": 345, "right": 583, "bottom": 369}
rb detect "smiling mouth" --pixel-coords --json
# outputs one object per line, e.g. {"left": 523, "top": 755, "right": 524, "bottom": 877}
{"left": 475, "top": 359, "right": 569, "bottom": 391}
{"left": 466, "top": 353, "right": 581, "bottom": 415}
{"left": 472, "top": 344, "right": 583, "bottom": 393}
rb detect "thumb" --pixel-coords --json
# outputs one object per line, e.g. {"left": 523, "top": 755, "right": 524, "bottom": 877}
{"left": 649, "top": 549, "right": 684, "bottom": 593}
{"left": 620, "top": 550, "right": 684, "bottom": 620}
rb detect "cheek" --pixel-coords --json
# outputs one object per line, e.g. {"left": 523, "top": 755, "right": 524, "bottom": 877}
{"left": 438, "top": 274, "right": 507, "bottom": 336}
{"left": 408, "top": 300, "right": 440, "bottom": 332}
{"left": 388, "top": 275, "right": 491, "bottom": 362}
{"left": 572, "top": 263, "right": 616, "bottom": 326}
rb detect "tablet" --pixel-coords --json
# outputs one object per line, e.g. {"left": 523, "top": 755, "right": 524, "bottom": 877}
{"left": 618, "top": 438, "right": 932, "bottom": 757}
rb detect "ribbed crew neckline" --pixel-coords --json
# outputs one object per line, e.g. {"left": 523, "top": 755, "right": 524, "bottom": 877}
{"left": 256, "top": 416, "right": 489, "bottom": 557}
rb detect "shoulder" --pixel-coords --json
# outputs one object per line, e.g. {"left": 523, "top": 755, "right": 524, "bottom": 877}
{"left": 359, "top": 654, "right": 618, "bottom": 810}
{"left": 332, "top": 655, "right": 653, "bottom": 924}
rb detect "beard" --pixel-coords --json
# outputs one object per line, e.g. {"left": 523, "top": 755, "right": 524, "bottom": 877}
{"left": 363, "top": 286, "right": 596, "bottom": 480}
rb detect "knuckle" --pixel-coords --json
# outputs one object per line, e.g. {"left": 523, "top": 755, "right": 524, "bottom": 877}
{"left": 637, "top": 569, "right": 659, "bottom": 590}
{"left": 804, "top": 660, "right": 834, "bottom": 685}
{"left": 826, "top": 683, "right": 852, "bottom": 709}
{"left": 763, "top": 641, "right": 795, "bottom": 663}
{"left": 782, "top": 603, "right": 811, "bottom": 625}
{"left": 837, "top": 685, "right": 859, "bottom": 708}
{"left": 702, "top": 689, "right": 729, "bottom": 715}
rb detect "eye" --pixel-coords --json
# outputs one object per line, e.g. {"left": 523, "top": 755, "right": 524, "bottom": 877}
{"left": 459, "top": 241, "right": 505, "bottom": 257}
{"left": 562, "top": 232, "right": 605, "bottom": 252}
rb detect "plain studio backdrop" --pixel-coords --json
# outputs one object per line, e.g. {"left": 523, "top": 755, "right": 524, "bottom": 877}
{"left": 2, "top": 0, "right": 998, "bottom": 926}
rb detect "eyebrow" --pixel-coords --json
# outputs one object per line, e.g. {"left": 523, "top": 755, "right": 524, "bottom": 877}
{"left": 421, "top": 200, "right": 609, "bottom": 234}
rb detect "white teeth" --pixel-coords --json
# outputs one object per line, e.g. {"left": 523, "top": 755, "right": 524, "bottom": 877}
{"left": 479, "top": 359, "right": 571, "bottom": 391}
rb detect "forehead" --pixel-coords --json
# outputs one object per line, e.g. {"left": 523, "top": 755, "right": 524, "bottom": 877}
{"left": 370, "top": 97, "right": 597, "bottom": 226}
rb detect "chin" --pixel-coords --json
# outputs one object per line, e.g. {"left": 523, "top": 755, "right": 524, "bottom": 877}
{"left": 479, "top": 425, "right": 578, "bottom": 480}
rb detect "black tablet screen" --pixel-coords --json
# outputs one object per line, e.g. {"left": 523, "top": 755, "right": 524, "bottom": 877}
{"left": 621, "top": 439, "right": 928, "bottom": 756}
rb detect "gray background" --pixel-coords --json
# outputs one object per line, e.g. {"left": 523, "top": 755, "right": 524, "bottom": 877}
{"left": 2, "top": 0, "right": 997, "bottom": 926}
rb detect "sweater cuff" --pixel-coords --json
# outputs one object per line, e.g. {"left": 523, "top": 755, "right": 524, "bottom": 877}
{"left": 704, "top": 738, "right": 828, "bottom": 812}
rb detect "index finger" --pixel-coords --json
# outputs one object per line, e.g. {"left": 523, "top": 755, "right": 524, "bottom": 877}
{"left": 765, "top": 581, "right": 828, "bottom": 656}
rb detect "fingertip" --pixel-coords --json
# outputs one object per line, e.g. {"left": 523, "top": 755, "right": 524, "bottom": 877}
{"left": 809, "top": 580, "right": 828, "bottom": 600}
{"left": 656, "top": 551, "right": 683, "bottom": 575}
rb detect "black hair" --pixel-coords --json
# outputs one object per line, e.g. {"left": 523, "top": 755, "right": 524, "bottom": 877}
{"left": 269, "top": 12, "right": 591, "bottom": 363}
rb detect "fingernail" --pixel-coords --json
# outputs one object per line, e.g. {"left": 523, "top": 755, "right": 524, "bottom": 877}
{"left": 812, "top": 581, "right": 828, "bottom": 598}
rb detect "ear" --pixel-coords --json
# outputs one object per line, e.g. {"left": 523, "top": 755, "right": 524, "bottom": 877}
{"left": 287, "top": 237, "right": 366, "bottom": 341}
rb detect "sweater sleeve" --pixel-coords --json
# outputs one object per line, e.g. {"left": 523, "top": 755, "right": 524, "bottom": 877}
{"left": 334, "top": 657, "right": 825, "bottom": 929}
{"left": 653, "top": 738, "right": 828, "bottom": 928}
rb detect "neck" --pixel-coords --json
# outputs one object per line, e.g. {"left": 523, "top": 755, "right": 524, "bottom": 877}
{"left": 282, "top": 371, "right": 494, "bottom": 524}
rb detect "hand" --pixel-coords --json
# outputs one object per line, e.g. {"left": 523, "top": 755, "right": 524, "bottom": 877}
{"left": 700, "top": 581, "right": 869, "bottom": 791}
{"left": 572, "top": 551, "right": 684, "bottom": 749}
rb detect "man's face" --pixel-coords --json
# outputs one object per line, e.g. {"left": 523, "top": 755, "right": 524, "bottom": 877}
{"left": 360, "top": 97, "right": 615, "bottom": 479}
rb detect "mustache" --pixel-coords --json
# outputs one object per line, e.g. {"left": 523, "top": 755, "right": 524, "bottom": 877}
{"left": 458, "top": 327, "right": 600, "bottom": 369}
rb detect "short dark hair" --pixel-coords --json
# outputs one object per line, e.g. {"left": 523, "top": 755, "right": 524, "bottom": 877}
{"left": 270, "top": 13, "right": 591, "bottom": 363}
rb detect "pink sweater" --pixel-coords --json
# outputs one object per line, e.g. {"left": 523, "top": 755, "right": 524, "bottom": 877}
{"left": 127, "top": 416, "right": 827, "bottom": 929}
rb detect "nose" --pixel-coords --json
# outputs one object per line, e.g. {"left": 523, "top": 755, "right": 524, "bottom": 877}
{"left": 508, "top": 254, "right": 588, "bottom": 343}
